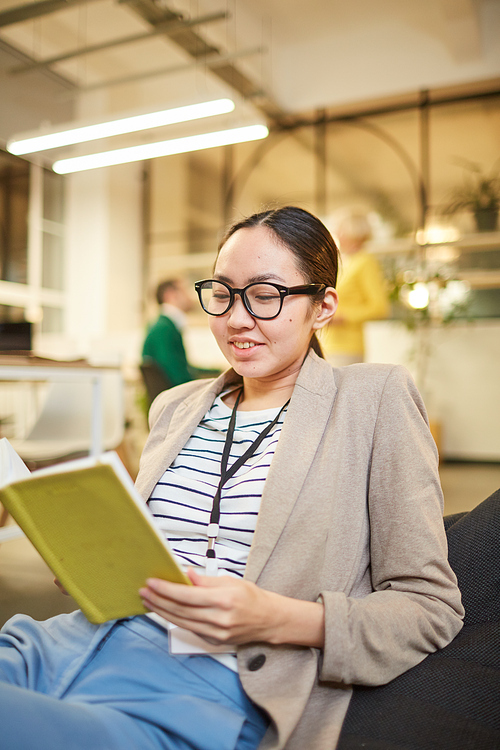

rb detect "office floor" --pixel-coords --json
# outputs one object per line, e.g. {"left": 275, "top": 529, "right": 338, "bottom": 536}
{"left": 1, "top": 453, "right": 499, "bottom": 628}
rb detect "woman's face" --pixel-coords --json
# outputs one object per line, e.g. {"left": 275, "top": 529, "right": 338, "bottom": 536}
{"left": 209, "top": 225, "right": 337, "bottom": 385}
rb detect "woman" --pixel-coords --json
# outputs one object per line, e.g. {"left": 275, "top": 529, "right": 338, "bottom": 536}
{"left": 0, "top": 206, "right": 463, "bottom": 750}
{"left": 322, "top": 208, "right": 389, "bottom": 365}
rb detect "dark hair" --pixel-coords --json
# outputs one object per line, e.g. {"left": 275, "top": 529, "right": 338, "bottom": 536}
{"left": 218, "top": 206, "right": 339, "bottom": 357}
{"left": 156, "top": 279, "right": 179, "bottom": 305}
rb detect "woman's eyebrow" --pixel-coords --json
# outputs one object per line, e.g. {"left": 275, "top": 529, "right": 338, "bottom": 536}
{"left": 248, "top": 274, "right": 285, "bottom": 283}
{"left": 213, "top": 273, "right": 286, "bottom": 284}
{"left": 213, "top": 273, "right": 232, "bottom": 283}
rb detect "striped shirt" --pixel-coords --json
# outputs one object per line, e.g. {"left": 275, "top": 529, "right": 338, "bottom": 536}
{"left": 147, "top": 392, "right": 287, "bottom": 577}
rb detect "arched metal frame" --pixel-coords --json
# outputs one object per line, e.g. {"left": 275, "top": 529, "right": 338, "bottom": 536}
{"left": 224, "top": 87, "right": 500, "bottom": 235}
{"left": 223, "top": 113, "right": 427, "bottom": 234}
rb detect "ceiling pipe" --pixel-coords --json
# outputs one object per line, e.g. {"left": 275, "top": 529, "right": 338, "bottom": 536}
{"left": 0, "top": 0, "right": 101, "bottom": 28}
{"left": 69, "top": 46, "right": 266, "bottom": 95}
{"left": 10, "top": 10, "right": 228, "bottom": 74}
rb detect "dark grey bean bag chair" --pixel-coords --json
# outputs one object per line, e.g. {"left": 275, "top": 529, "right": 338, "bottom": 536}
{"left": 337, "top": 488, "right": 500, "bottom": 750}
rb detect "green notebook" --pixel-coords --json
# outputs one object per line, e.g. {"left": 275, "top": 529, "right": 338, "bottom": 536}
{"left": 0, "top": 451, "right": 190, "bottom": 623}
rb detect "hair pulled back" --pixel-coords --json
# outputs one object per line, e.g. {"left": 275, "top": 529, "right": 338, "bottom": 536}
{"left": 218, "top": 206, "right": 339, "bottom": 357}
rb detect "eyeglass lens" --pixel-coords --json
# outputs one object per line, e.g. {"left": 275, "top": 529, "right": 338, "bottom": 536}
{"left": 199, "top": 281, "right": 282, "bottom": 318}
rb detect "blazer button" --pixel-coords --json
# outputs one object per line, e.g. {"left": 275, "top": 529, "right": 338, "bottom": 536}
{"left": 247, "top": 654, "right": 266, "bottom": 671}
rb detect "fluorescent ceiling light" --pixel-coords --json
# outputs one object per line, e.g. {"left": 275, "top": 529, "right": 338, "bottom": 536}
{"left": 7, "top": 99, "right": 235, "bottom": 155}
{"left": 52, "top": 124, "right": 269, "bottom": 174}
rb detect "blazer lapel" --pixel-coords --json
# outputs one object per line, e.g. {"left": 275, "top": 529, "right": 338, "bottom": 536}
{"left": 245, "top": 352, "right": 337, "bottom": 583}
{"left": 136, "top": 371, "right": 239, "bottom": 501}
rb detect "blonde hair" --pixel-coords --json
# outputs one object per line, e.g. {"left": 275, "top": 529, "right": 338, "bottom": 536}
{"left": 326, "top": 208, "right": 372, "bottom": 245}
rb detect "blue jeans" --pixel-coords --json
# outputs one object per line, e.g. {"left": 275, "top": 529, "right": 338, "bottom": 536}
{"left": 0, "top": 611, "right": 269, "bottom": 750}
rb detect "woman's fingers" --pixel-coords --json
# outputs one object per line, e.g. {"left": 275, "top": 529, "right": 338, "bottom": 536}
{"left": 139, "top": 587, "right": 240, "bottom": 643}
{"left": 53, "top": 577, "right": 69, "bottom": 595}
{"left": 139, "top": 576, "right": 241, "bottom": 627}
{"left": 139, "top": 573, "right": 232, "bottom": 610}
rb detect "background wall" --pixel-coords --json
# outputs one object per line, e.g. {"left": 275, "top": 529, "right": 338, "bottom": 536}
{"left": 365, "top": 320, "right": 500, "bottom": 461}
{"left": 1, "top": 1, "right": 500, "bottom": 460}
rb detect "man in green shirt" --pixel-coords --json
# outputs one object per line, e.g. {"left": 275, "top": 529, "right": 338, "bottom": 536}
{"left": 142, "top": 278, "right": 195, "bottom": 387}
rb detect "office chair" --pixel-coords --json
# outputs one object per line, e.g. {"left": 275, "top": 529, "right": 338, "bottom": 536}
{"left": 140, "top": 359, "right": 173, "bottom": 407}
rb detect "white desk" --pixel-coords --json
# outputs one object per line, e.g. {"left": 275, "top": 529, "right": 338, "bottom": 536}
{"left": 0, "top": 356, "right": 113, "bottom": 544}
{"left": 0, "top": 355, "right": 109, "bottom": 457}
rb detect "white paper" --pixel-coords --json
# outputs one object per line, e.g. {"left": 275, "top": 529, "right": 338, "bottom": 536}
{"left": 0, "top": 438, "right": 31, "bottom": 542}
{"left": 0, "top": 437, "right": 31, "bottom": 488}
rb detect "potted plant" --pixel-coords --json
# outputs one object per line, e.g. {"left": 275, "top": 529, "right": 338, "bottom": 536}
{"left": 443, "top": 157, "right": 500, "bottom": 232}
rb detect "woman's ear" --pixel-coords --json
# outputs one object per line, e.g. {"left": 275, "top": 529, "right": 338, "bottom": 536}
{"left": 312, "top": 287, "right": 338, "bottom": 331}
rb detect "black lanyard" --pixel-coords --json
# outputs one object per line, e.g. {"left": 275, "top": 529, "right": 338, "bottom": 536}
{"left": 205, "top": 388, "right": 290, "bottom": 574}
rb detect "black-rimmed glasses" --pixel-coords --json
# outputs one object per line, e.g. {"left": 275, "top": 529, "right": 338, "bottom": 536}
{"left": 195, "top": 279, "right": 326, "bottom": 320}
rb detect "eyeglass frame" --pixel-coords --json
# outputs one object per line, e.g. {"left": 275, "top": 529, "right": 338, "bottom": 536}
{"left": 194, "top": 279, "right": 327, "bottom": 320}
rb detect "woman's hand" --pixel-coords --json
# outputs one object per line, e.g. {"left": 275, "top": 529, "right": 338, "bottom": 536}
{"left": 53, "top": 577, "right": 69, "bottom": 595}
{"left": 139, "top": 569, "right": 325, "bottom": 648}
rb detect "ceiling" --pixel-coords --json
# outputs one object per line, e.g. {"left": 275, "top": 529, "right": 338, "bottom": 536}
{"left": 1, "top": 0, "right": 500, "bottom": 149}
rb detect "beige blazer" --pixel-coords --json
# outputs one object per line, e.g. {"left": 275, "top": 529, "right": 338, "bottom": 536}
{"left": 135, "top": 351, "right": 464, "bottom": 750}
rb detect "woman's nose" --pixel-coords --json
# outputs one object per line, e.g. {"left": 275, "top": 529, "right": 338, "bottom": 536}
{"left": 227, "top": 293, "right": 254, "bottom": 327}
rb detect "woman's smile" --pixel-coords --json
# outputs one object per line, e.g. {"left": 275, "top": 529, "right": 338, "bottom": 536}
{"left": 232, "top": 341, "right": 258, "bottom": 350}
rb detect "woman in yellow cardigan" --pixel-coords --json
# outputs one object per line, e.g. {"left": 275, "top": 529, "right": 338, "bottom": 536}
{"left": 322, "top": 209, "right": 389, "bottom": 365}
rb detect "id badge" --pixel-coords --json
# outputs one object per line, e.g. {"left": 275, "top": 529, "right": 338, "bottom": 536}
{"left": 146, "top": 612, "right": 236, "bottom": 655}
{"left": 169, "top": 625, "right": 236, "bottom": 655}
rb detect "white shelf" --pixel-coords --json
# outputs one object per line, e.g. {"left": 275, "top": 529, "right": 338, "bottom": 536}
{"left": 369, "top": 231, "right": 500, "bottom": 255}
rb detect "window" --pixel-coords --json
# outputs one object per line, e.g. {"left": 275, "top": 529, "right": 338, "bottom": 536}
{"left": 0, "top": 151, "right": 29, "bottom": 285}
{"left": 0, "top": 150, "right": 66, "bottom": 334}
